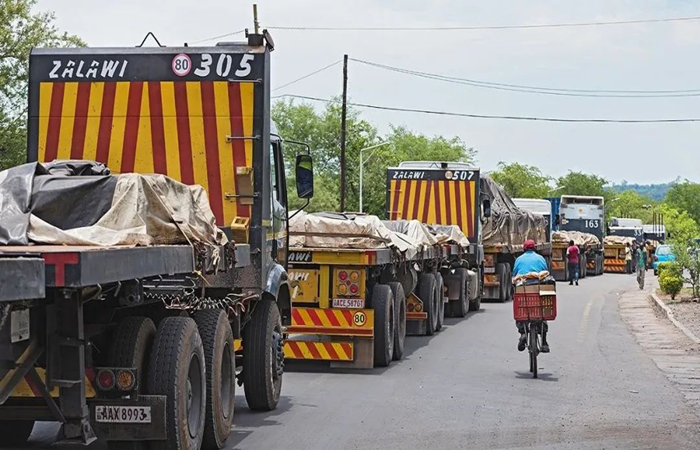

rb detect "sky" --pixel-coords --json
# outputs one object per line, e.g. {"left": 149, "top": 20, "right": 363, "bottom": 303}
{"left": 37, "top": 0, "right": 700, "bottom": 184}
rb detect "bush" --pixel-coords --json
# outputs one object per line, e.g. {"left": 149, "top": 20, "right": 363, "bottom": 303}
{"left": 659, "top": 272, "right": 683, "bottom": 299}
{"left": 658, "top": 261, "right": 682, "bottom": 278}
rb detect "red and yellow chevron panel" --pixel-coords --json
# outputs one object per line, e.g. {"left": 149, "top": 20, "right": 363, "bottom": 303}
{"left": 36, "top": 80, "right": 255, "bottom": 227}
{"left": 11, "top": 368, "right": 96, "bottom": 398}
{"left": 288, "top": 307, "right": 374, "bottom": 337}
{"left": 284, "top": 341, "right": 354, "bottom": 361}
{"left": 604, "top": 259, "right": 626, "bottom": 273}
{"left": 388, "top": 179, "right": 477, "bottom": 237}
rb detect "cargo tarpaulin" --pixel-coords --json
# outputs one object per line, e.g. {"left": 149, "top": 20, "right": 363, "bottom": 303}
{"left": 603, "top": 235, "right": 637, "bottom": 246}
{"left": 552, "top": 230, "right": 601, "bottom": 247}
{"left": 480, "top": 175, "right": 546, "bottom": 251}
{"left": 0, "top": 161, "right": 227, "bottom": 252}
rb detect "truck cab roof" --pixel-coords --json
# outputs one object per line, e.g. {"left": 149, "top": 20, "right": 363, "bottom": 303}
{"left": 394, "top": 161, "right": 479, "bottom": 171}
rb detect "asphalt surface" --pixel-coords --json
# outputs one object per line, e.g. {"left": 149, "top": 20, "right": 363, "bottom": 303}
{"left": 24, "top": 274, "right": 700, "bottom": 449}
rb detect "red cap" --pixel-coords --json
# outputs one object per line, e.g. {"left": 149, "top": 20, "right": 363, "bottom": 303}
{"left": 523, "top": 239, "right": 536, "bottom": 251}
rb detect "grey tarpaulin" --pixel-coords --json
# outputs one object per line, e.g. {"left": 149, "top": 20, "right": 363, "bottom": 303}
{"left": 0, "top": 161, "right": 112, "bottom": 245}
{"left": 0, "top": 161, "right": 226, "bottom": 256}
{"left": 480, "top": 175, "right": 547, "bottom": 250}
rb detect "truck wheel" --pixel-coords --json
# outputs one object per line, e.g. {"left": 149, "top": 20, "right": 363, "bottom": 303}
{"left": 418, "top": 273, "right": 437, "bottom": 336}
{"left": 108, "top": 317, "right": 156, "bottom": 450}
{"left": 580, "top": 255, "right": 587, "bottom": 279}
{"left": 388, "top": 282, "right": 406, "bottom": 361}
{"left": 451, "top": 268, "right": 468, "bottom": 317}
{"left": 110, "top": 316, "right": 156, "bottom": 394}
{"left": 372, "top": 284, "right": 395, "bottom": 367}
{"left": 496, "top": 263, "right": 508, "bottom": 303}
{"left": 242, "top": 299, "right": 283, "bottom": 411}
{"left": 0, "top": 420, "right": 34, "bottom": 447}
{"left": 504, "top": 263, "right": 513, "bottom": 301}
{"left": 194, "top": 310, "right": 235, "bottom": 449}
{"left": 469, "top": 268, "right": 483, "bottom": 312}
{"left": 434, "top": 272, "right": 445, "bottom": 332}
{"left": 148, "top": 317, "right": 206, "bottom": 450}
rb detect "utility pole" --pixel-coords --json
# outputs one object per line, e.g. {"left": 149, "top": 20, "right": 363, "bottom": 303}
{"left": 339, "top": 54, "right": 348, "bottom": 211}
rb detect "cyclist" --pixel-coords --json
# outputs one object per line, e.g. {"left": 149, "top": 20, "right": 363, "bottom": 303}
{"left": 513, "top": 239, "right": 550, "bottom": 353}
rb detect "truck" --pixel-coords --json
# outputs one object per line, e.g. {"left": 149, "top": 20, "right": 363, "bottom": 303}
{"left": 284, "top": 214, "right": 478, "bottom": 368}
{"left": 385, "top": 162, "right": 548, "bottom": 304}
{"left": 386, "top": 161, "right": 487, "bottom": 302}
{"left": 514, "top": 198, "right": 553, "bottom": 243}
{"left": 608, "top": 218, "right": 644, "bottom": 243}
{"left": 0, "top": 32, "right": 312, "bottom": 449}
{"left": 549, "top": 230, "right": 603, "bottom": 281}
{"left": 557, "top": 195, "right": 606, "bottom": 276}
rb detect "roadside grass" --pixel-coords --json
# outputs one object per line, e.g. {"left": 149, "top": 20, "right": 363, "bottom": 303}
{"left": 656, "top": 287, "right": 699, "bottom": 304}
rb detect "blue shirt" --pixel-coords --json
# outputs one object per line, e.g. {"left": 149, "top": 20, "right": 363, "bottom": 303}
{"left": 512, "top": 250, "right": 548, "bottom": 277}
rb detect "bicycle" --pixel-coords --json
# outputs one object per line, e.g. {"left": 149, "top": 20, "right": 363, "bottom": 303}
{"left": 525, "top": 320, "right": 543, "bottom": 378}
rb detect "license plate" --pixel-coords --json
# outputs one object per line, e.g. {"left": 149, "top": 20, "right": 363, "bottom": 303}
{"left": 95, "top": 406, "right": 151, "bottom": 423}
{"left": 10, "top": 309, "right": 30, "bottom": 343}
{"left": 332, "top": 298, "right": 365, "bottom": 309}
{"left": 484, "top": 267, "right": 495, "bottom": 274}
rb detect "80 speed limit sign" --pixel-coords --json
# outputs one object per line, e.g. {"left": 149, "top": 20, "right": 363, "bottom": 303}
{"left": 172, "top": 54, "right": 192, "bottom": 77}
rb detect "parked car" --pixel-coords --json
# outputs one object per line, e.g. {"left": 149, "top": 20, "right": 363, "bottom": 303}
{"left": 653, "top": 244, "right": 676, "bottom": 275}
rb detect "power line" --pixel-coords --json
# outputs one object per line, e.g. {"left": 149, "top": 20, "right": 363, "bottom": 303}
{"left": 351, "top": 58, "right": 700, "bottom": 98}
{"left": 273, "top": 60, "right": 342, "bottom": 91}
{"left": 189, "top": 29, "right": 246, "bottom": 45}
{"left": 274, "top": 94, "right": 700, "bottom": 123}
{"left": 267, "top": 15, "right": 700, "bottom": 32}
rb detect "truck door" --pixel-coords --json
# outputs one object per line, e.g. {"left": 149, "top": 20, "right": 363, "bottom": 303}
{"left": 270, "top": 139, "right": 288, "bottom": 265}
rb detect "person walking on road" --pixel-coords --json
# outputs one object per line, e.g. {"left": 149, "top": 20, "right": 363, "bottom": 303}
{"left": 512, "top": 239, "right": 550, "bottom": 353}
{"left": 566, "top": 240, "right": 580, "bottom": 286}
{"left": 625, "top": 243, "right": 633, "bottom": 274}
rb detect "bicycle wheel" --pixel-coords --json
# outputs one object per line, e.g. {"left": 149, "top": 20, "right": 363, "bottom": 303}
{"left": 529, "top": 324, "right": 539, "bottom": 379}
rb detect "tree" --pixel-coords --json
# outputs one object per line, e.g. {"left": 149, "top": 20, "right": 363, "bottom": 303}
{"left": 272, "top": 100, "right": 477, "bottom": 217}
{"left": 606, "top": 190, "right": 656, "bottom": 223}
{"left": 489, "top": 162, "right": 552, "bottom": 198}
{"left": 555, "top": 171, "right": 608, "bottom": 197}
{"left": 665, "top": 180, "right": 700, "bottom": 226}
{"left": 0, "top": 0, "right": 84, "bottom": 170}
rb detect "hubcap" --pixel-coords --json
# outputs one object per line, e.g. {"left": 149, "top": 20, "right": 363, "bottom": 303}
{"left": 186, "top": 354, "right": 202, "bottom": 439}
{"left": 271, "top": 329, "right": 284, "bottom": 382}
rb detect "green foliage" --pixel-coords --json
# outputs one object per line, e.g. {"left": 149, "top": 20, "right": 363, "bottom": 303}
{"left": 659, "top": 271, "right": 683, "bottom": 299}
{"left": 555, "top": 171, "right": 608, "bottom": 197}
{"left": 606, "top": 190, "right": 656, "bottom": 223}
{"left": 272, "top": 99, "right": 476, "bottom": 216}
{"left": 610, "top": 181, "right": 672, "bottom": 202}
{"left": 489, "top": 162, "right": 552, "bottom": 198}
{"left": 665, "top": 180, "right": 700, "bottom": 226}
{"left": 0, "top": 0, "right": 84, "bottom": 170}
{"left": 658, "top": 261, "right": 682, "bottom": 278}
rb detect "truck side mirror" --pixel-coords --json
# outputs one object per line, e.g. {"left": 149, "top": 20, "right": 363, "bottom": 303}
{"left": 295, "top": 154, "right": 314, "bottom": 199}
{"left": 483, "top": 199, "right": 492, "bottom": 218}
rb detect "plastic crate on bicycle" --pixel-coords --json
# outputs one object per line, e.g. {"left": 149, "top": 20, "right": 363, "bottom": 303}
{"left": 513, "top": 280, "right": 557, "bottom": 321}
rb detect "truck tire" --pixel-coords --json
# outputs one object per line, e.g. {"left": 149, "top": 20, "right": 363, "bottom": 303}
{"left": 469, "top": 268, "right": 482, "bottom": 312}
{"left": 451, "top": 268, "right": 469, "bottom": 317}
{"left": 434, "top": 272, "right": 445, "bottom": 332}
{"left": 242, "top": 299, "right": 283, "bottom": 411}
{"left": 108, "top": 317, "right": 156, "bottom": 450}
{"left": 194, "top": 310, "right": 235, "bottom": 449}
{"left": 0, "top": 420, "right": 34, "bottom": 447}
{"left": 504, "top": 263, "right": 513, "bottom": 301}
{"left": 418, "top": 273, "right": 437, "bottom": 336}
{"left": 388, "top": 282, "right": 406, "bottom": 361}
{"left": 496, "top": 263, "right": 508, "bottom": 303}
{"left": 148, "top": 317, "right": 206, "bottom": 450}
{"left": 110, "top": 316, "right": 156, "bottom": 394}
{"left": 372, "top": 284, "right": 395, "bottom": 367}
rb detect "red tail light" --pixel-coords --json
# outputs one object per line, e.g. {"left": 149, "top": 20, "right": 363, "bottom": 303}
{"left": 97, "top": 369, "right": 116, "bottom": 391}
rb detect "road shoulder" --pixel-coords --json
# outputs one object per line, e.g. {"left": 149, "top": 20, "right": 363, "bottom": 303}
{"left": 619, "top": 284, "right": 700, "bottom": 418}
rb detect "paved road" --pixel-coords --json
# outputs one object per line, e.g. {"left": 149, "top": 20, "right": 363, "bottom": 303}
{"left": 25, "top": 274, "right": 700, "bottom": 449}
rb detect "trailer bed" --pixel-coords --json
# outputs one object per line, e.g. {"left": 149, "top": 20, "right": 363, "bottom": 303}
{"left": 0, "top": 244, "right": 250, "bottom": 288}
{"left": 0, "top": 258, "right": 45, "bottom": 301}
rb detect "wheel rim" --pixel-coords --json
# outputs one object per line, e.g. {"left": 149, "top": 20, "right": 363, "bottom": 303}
{"left": 388, "top": 302, "right": 394, "bottom": 353}
{"left": 271, "top": 327, "right": 284, "bottom": 383}
{"left": 221, "top": 341, "right": 233, "bottom": 420}
{"left": 187, "top": 354, "right": 203, "bottom": 439}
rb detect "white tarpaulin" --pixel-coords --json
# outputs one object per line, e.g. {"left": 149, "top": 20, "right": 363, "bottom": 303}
{"left": 28, "top": 173, "right": 227, "bottom": 249}
{"left": 552, "top": 230, "right": 601, "bottom": 247}
{"left": 603, "top": 235, "right": 636, "bottom": 246}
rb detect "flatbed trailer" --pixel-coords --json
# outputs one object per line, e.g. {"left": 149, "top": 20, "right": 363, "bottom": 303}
{"left": 482, "top": 242, "right": 552, "bottom": 301}
{"left": 0, "top": 28, "right": 316, "bottom": 450}
{"left": 285, "top": 242, "right": 477, "bottom": 369}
